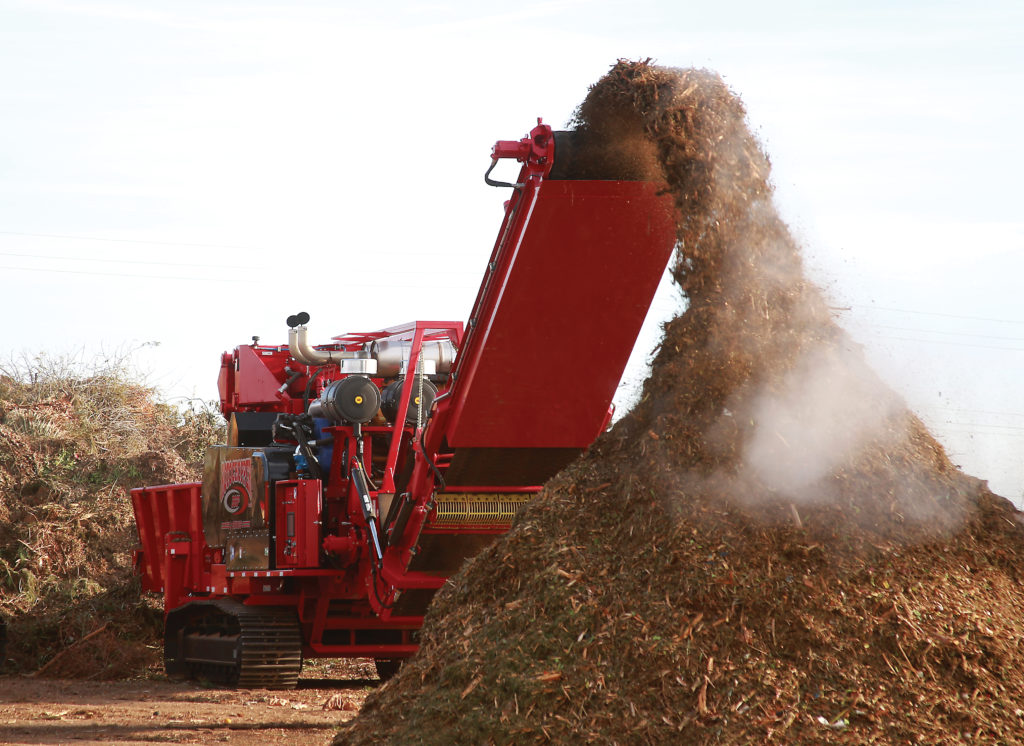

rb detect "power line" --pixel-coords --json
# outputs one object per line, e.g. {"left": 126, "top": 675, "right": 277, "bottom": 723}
{"left": 0, "top": 264, "right": 479, "bottom": 290}
{"left": 0, "top": 250, "right": 260, "bottom": 272}
{"left": 920, "top": 405, "right": 1024, "bottom": 419}
{"left": 0, "top": 230, "right": 481, "bottom": 260}
{"left": 850, "top": 321, "right": 1024, "bottom": 343}
{"left": 0, "top": 264, "right": 257, "bottom": 283}
{"left": 0, "top": 251, "right": 484, "bottom": 276}
{"left": 873, "top": 335, "right": 1024, "bottom": 353}
{"left": 938, "top": 427, "right": 1024, "bottom": 439}
{"left": 0, "top": 230, "right": 265, "bottom": 252}
{"left": 847, "top": 305, "right": 1024, "bottom": 326}
{"left": 938, "top": 421, "right": 1024, "bottom": 432}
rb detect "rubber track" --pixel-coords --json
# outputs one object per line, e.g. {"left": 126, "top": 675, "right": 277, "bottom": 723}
{"left": 234, "top": 606, "right": 303, "bottom": 689}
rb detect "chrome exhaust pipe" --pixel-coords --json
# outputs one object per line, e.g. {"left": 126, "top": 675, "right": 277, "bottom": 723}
{"left": 287, "top": 314, "right": 374, "bottom": 371}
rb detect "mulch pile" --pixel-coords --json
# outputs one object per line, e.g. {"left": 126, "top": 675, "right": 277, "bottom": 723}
{"left": 0, "top": 360, "right": 221, "bottom": 678}
{"left": 335, "top": 61, "right": 1024, "bottom": 744}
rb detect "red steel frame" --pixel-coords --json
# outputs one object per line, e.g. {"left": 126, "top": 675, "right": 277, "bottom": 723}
{"left": 131, "top": 119, "right": 678, "bottom": 663}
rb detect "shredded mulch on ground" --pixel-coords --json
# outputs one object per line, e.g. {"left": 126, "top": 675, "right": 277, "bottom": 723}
{"left": 335, "top": 61, "right": 1024, "bottom": 744}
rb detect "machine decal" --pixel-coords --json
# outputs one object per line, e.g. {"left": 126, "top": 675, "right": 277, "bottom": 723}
{"left": 221, "top": 458, "right": 252, "bottom": 516}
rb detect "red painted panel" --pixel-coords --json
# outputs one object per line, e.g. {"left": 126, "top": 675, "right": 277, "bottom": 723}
{"left": 275, "top": 479, "right": 323, "bottom": 569}
{"left": 447, "top": 179, "right": 677, "bottom": 448}
{"left": 217, "top": 352, "right": 234, "bottom": 413}
{"left": 130, "top": 483, "right": 204, "bottom": 597}
{"left": 235, "top": 345, "right": 285, "bottom": 407}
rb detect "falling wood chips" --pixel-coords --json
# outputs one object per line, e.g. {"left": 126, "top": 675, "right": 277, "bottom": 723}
{"left": 336, "top": 60, "right": 1024, "bottom": 745}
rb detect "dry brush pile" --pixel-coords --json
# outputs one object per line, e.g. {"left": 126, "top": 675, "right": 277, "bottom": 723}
{"left": 336, "top": 61, "right": 1024, "bottom": 744}
{"left": 0, "top": 352, "right": 222, "bottom": 679}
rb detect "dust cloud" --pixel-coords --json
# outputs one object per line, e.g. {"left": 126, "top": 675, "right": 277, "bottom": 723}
{"left": 739, "top": 342, "right": 906, "bottom": 499}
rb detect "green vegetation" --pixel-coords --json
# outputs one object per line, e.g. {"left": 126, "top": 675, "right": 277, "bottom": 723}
{"left": 0, "top": 351, "right": 223, "bottom": 678}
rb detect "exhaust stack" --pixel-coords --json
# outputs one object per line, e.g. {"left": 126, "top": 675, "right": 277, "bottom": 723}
{"left": 286, "top": 313, "right": 374, "bottom": 370}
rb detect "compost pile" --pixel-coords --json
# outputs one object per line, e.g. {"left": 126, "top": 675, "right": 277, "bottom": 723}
{"left": 337, "top": 61, "right": 1024, "bottom": 744}
{"left": 0, "top": 355, "right": 221, "bottom": 678}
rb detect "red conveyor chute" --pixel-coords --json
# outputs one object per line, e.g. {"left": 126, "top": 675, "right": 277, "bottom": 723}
{"left": 436, "top": 124, "right": 678, "bottom": 486}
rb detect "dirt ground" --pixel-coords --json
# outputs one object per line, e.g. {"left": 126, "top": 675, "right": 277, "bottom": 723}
{"left": 0, "top": 660, "right": 374, "bottom": 746}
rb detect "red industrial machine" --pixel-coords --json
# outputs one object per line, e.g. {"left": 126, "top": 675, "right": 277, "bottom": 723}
{"left": 131, "top": 120, "right": 678, "bottom": 688}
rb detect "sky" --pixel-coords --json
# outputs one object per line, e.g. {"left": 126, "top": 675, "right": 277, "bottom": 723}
{"left": 1, "top": 0, "right": 1022, "bottom": 500}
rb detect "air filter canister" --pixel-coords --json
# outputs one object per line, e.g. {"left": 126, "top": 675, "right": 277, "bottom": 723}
{"left": 380, "top": 377, "right": 438, "bottom": 425}
{"left": 320, "top": 376, "right": 381, "bottom": 424}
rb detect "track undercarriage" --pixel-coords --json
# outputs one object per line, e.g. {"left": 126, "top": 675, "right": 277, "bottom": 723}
{"left": 165, "top": 600, "right": 302, "bottom": 689}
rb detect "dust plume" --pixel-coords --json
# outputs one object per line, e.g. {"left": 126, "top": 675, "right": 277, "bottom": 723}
{"left": 584, "top": 62, "right": 971, "bottom": 533}
{"left": 337, "top": 61, "right": 1023, "bottom": 745}
{"left": 738, "top": 343, "right": 906, "bottom": 497}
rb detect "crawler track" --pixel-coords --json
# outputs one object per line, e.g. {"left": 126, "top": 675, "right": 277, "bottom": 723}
{"left": 234, "top": 606, "right": 303, "bottom": 689}
{"left": 167, "top": 600, "right": 303, "bottom": 689}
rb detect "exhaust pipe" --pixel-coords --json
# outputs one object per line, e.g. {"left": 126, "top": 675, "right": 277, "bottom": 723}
{"left": 287, "top": 326, "right": 309, "bottom": 364}
{"left": 287, "top": 325, "right": 338, "bottom": 365}
{"left": 286, "top": 313, "right": 455, "bottom": 376}
{"left": 286, "top": 313, "right": 370, "bottom": 367}
{"left": 296, "top": 325, "right": 344, "bottom": 365}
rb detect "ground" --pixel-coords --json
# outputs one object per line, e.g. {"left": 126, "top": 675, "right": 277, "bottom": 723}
{"left": 0, "top": 660, "right": 374, "bottom": 746}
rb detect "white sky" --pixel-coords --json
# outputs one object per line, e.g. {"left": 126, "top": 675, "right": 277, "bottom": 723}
{"left": 2, "top": 0, "right": 1022, "bottom": 500}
